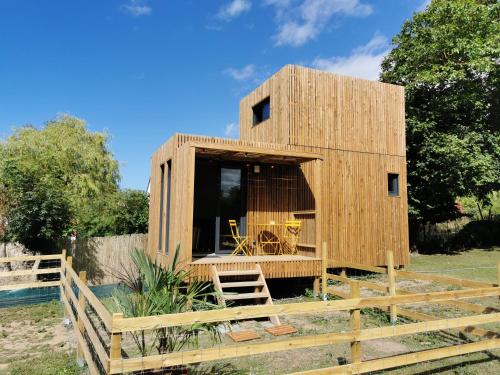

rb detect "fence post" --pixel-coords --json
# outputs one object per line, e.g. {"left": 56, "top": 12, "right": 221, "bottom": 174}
{"left": 387, "top": 251, "right": 397, "bottom": 323}
{"left": 77, "top": 271, "right": 87, "bottom": 362}
{"left": 321, "top": 241, "right": 327, "bottom": 300}
{"left": 64, "top": 256, "right": 73, "bottom": 318}
{"left": 350, "top": 280, "right": 362, "bottom": 363}
{"left": 109, "top": 313, "right": 123, "bottom": 374}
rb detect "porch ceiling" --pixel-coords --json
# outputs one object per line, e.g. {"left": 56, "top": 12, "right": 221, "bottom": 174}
{"left": 191, "top": 143, "right": 322, "bottom": 164}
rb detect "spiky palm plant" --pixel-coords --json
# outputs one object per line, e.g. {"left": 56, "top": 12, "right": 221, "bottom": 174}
{"left": 112, "top": 245, "right": 223, "bottom": 356}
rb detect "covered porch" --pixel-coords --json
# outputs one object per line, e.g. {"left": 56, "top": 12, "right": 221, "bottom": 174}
{"left": 185, "top": 142, "right": 323, "bottom": 279}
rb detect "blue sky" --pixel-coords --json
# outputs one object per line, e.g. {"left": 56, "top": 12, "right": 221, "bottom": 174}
{"left": 0, "top": 0, "right": 429, "bottom": 190}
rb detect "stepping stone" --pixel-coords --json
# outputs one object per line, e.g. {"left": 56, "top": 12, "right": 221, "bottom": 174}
{"left": 265, "top": 324, "right": 297, "bottom": 336}
{"left": 227, "top": 330, "right": 260, "bottom": 342}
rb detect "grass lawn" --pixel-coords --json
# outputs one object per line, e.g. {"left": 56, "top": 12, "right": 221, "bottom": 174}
{"left": 408, "top": 247, "right": 500, "bottom": 282}
{"left": 0, "top": 301, "right": 82, "bottom": 375}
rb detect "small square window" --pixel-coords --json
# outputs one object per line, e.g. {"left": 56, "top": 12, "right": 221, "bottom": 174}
{"left": 252, "top": 97, "right": 270, "bottom": 125}
{"left": 388, "top": 173, "right": 399, "bottom": 196}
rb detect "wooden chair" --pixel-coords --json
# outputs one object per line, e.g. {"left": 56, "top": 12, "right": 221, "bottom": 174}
{"left": 229, "top": 220, "right": 251, "bottom": 256}
{"left": 283, "top": 220, "right": 301, "bottom": 255}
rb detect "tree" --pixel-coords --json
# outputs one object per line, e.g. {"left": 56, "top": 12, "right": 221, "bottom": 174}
{"left": 77, "top": 189, "right": 149, "bottom": 237}
{"left": 0, "top": 115, "right": 120, "bottom": 251}
{"left": 380, "top": 0, "right": 500, "bottom": 224}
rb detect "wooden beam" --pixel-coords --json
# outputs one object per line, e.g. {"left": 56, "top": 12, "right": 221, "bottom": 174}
{"left": 0, "top": 280, "right": 60, "bottom": 292}
{"left": 0, "top": 268, "right": 62, "bottom": 277}
{"left": 63, "top": 258, "right": 113, "bottom": 331}
{"left": 190, "top": 142, "right": 324, "bottom": 161}
{"left": 109, "top": 313, "right": 500, "bottom": 374}
{"left": 387, "top": 251, "right": 397, "bottom": 323}
{"left": 350, "top": 281, "right": 362, "bottom": 363}
{"left": 290, "top": 338, "right": 500, "bottom": 374}
{"left": 0, "top": 254, "right": 62, "bottom": 263}
{"left": 396, "top": 270, "right": 493, "bottom": 288}
{"left": 111, "top": 287, "right": 500, "bottom": 333}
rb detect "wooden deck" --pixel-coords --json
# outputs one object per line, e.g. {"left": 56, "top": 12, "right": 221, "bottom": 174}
{"left": 189, "top": 255, "right": 321, "bottom": 280}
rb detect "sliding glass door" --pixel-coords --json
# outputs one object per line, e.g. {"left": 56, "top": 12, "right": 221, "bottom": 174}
{"left": 193, "top": 159, "right": 247, "bottom": 255}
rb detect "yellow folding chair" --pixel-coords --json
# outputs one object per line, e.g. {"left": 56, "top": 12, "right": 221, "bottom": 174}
{"left": 284, "top": 220, "right": 301, "bottom": 255}
{"left": 229, "top": 220, "right": 251, "bottom": 256}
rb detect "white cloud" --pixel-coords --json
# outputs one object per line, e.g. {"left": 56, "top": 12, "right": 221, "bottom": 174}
{"left": 217, "top": 0, "right": 252, "bottom": 21}
{"left": 268, "top": 0, "right": 373, "bottom": 47}
{"left": 417, "top": 0, "right": 431, "bottom": 12}
{"left": 224, "top": 64, "right": 256, "bottom": 81}
{"left": 121, "top": 0, "right": 152, "bottom": 17}
{"left": 311, "top": 33, "right": 390, "bottom": 81}
{"left": 224, "top": 122, "right": 239, "bottom": 138}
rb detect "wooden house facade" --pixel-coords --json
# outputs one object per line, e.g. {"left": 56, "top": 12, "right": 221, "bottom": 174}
{"left": 147, "top": 65, "right": 409, "bottom": 284}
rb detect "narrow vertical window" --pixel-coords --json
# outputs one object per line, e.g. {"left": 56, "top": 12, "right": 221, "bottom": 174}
{"left": 388, "top": 173, "right": 399, "bottom": 196}
{"left": 158, "top": 163, "right": 165, "bottom": 253}
{"left": 164, "top": 160, "right": 172, "bottom": 254}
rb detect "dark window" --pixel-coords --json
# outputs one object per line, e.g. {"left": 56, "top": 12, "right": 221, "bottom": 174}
{"left": 252, "top": 97, "right": 270, "bottom": 125}
{"left": 388, "top": 173, "right": 399, "bottom": 196}
{"left": 164, "top": 160, "right": 172, "bottom": 254}
{"left": 158, "top": 163, "right": 165, "bottom": 253}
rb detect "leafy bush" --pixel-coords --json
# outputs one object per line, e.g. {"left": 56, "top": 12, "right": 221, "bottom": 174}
{"left": 112, "top": 246, "right": 223, "bottom": 356}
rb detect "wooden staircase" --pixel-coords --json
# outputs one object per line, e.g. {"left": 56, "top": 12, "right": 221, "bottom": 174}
{"left": 211, "top": 264, "right": 280, "bottom": 326}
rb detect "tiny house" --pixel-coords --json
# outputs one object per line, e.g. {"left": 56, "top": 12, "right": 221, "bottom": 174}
{"left": 147, "top": 65, "right": 409, "bottom": 287}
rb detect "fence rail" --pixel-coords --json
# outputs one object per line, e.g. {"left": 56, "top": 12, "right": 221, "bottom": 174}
{"left": 1, "top": 248, "right": 500, "bottom": 374}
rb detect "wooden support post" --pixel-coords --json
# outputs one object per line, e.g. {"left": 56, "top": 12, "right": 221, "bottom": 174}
{"left": 321, "top": 242, "right": 327, "bottom": 300}
{"left": 64, "top": 256, "right": 73, "bottom": 317}
{"left": 109, "top": 313, "right": 123, "bottom": 369}
{"left": 350, "top": 281, "right": 362, "bottom": 363}
{"left": 387, "top": 251, "right": 397, "bottom": 323}
{"left": 313, "top": 277, "right": 320, "bottom": 296}
{"left": 77, "top": 271, "right": 87, "bottom": 361}
{"left": 340, "top": 268, "right": 347, "bottom": 278}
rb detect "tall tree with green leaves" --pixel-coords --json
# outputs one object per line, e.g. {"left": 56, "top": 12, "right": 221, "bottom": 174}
{"left": 380, "top": 0, "right": 499, "bottom": 224}
{"left": 0, "top": 115, "right": 120, "bottom": 251}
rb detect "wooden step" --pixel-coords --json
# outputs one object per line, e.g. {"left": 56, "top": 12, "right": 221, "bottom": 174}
{"left": 227, "top": 330, "right": 260, "bottom": 342}
{"left": 220, "top": 281, "right": 265, "bottom": 288}
{"left": 265, "top": 324, "right": 298, "bottom": 336}
{"left": 223, "top": 292, "right": 268, "bottom": 300}
{"left": 218, "top": 270, "right": 261, "bottom": 277}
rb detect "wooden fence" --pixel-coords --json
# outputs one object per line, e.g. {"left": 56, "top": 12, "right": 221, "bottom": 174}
{"left": 1, "top": 248, "right": 500, "bottom": 374}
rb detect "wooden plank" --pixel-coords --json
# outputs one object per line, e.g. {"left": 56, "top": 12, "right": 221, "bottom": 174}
{"left": 396, "top": 269, "right": 493, "bottom": 288}
{"left": 218, "top": 269, "right": 261, "bottom": 276}
{"left": 328, "top": 261, "right": 387, "bottom": 274}
{"left": 387, "top": 251, "right": 397, "bottom": 323}
{"left": 63, "top": 258, "right": 113, "bottom": 331}
{"left": 321, "top": 242, "right": 327, "bottom": 300}
{"left": 76, "top": 271, "right": 87, "bottom": 362}
{"left": 60, "top": 278, "right": 102, "bottom": 375}
{"left": 290, "top": 339, "right": 500, "bottom": 374}
{"left": 350, "top": 281, "right": 362, "bottom": 363}
{"left": 223, "top": 292, "right": 269, "bottom": 300}
{"left": 111, "top": 287, "right": 500, "bottom": 333}
{"left": 0, "top": 254, "right": 62, "bottom": 263}
{"left": 0, "top": 268, "right": 61, "bottom": 277}
{"left": 265, "top": 325, "right": 297, "bottom": 336}
{"left": 189, "top": 142, "right": 323, "bottom": 160}
{"left": 0, "top": 280, "right": 60, "bottom": 291}
{"left": 227, "top": 330, "right": 260, "bottom": 342}
{"left": 329, "top": 273, "right": 498, "bottom": 314}
{"left": 61, "top": 274, "right": 110, "bottom": 368}
{"left": 220, "top": 281, "right": 265, "bottom": 288}
{"left": 109, "top": 313, "right": 500, "bottom": 374}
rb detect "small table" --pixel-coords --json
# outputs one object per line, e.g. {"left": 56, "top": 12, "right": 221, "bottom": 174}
{"left": 254, "top": 223, "right": 284, "bottom": 255}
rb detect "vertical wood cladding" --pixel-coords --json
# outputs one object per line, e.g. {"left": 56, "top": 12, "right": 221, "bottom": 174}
{"left": 239, "top": 65, "right": 409, "bottom": 265}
